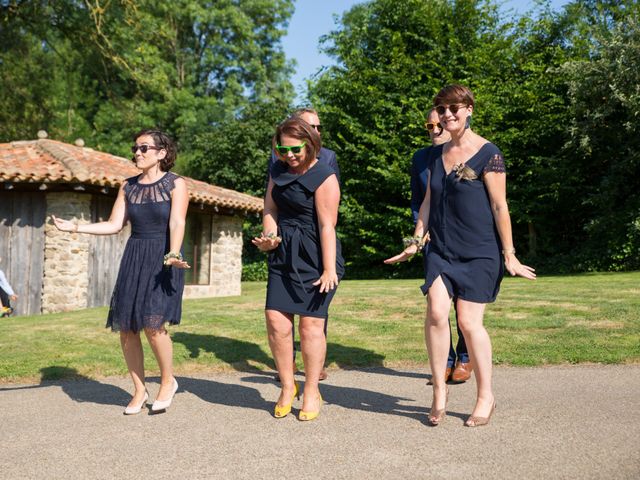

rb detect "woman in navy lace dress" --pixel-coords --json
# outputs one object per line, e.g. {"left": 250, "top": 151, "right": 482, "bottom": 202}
{"left": 386, "top": 85, "right": 535, "bottom": 427}
{"left": 253, "top": 116, "right": 343, "bottom": 421}
{"left": 53, "top": 129, "right": 189, "bottom": 415}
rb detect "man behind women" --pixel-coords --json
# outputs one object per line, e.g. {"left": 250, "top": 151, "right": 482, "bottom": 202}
{"left": 268, "top": 107, "right": 338, "bottom": 382}
{"left": 410, "top": 109, "right": 471, "bottom": 384}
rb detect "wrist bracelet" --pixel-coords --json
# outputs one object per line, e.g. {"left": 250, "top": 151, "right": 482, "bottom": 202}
{"left": 163, "top": 252, "right": 183, "bottom": 265}
{"left": 403, "top": 236, "right": 425, "bottom": 250}
{"left": 501, "top": 248, "right": 516, "bottom": 255}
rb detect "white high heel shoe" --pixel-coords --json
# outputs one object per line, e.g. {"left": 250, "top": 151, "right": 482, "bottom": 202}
{"left": 151, "top": 378, "right": 179, "bottom": 413}
{"left": 124, "top": 390, "right": 149, "bottom": 415}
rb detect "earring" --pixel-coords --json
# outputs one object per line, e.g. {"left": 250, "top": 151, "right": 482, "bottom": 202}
{"left": 465, "top": 116, "right": 472, "bottom": 129}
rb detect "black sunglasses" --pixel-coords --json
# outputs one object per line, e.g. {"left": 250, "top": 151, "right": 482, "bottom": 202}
{"left": 309, "top": 124, "right": 323, "bottom": 133}
{"left": 131, "top": 144, "right": 162, "bottom": 154}
{"left": 435, "top": 104, "right": 467, "bottom": 115}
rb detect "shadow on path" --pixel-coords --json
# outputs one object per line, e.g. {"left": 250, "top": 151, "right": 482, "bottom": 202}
{"left": 0, "top": 366, "right": 130, "bottom": 407}
{"left": 241, "top": 374, "right": 463, "bottom": 425}
{"left": 172, "top": 332, "right": 429, "bottom": 381}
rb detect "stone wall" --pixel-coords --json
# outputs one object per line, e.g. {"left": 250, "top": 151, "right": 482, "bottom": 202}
{"left": 42, "top": 192, "right": 91, "bottom": 313}
{"left": 184, "top": 214, "right": 243, "bottom": 298}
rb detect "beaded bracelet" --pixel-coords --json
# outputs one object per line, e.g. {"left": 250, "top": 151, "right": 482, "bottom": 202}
{"left": 402, "top": 236, "right": 425, "bottom": 250}
{"left": 163, "top": 252, "right": 183, "bottom": 265}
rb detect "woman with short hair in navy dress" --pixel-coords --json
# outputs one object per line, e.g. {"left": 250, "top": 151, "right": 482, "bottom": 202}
{"left": 386, "top": 85, "right": 535, "bottom": 427}
{"left": 53, "top": 129, "right": 189, "bottom": 415}
{"left": 253, "top": 116, "right": 344, "bottom": 421}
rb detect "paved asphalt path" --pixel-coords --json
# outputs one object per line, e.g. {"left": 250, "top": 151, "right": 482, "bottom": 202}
{"left": 1, "top": 365, "right": 638, "bottom": 479}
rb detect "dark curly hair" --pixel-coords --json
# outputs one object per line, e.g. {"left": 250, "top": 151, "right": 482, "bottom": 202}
{"left": 132, "top": 129, "right": 177, "bottom": 171}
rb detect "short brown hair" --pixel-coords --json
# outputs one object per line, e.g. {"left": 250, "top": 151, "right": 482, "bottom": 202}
{"left": 132, "top": 129, "right": 177, "bottom": 171}
{"left": 292, "top": 107, "right": 319, "bottom": 118}
{"left": 433, "top": 84, "right": 475, "bottom": 109}
{"left": 272, "top": 116, "right": 321, "bottom": 162}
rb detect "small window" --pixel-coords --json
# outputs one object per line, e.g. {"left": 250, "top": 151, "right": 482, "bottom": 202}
{"left": 183, "top": 213, "right": 212, "bottom": 285}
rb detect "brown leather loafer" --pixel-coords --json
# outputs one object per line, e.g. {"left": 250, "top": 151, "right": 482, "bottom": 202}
{"left": 451, "top": 361, "right": 472, "bottom": 383}
{"left": 428, "top": 367, "right": 452, "bottom": 385}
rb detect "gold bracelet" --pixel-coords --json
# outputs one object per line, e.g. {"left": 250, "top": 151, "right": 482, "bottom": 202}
{"left": 501, "top": 248, "right": 516, "bottom": 255}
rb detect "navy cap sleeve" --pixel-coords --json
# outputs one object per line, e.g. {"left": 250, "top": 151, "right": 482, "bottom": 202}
{"left": 298, "top": 162, "right": 335, "bottom": 192}
{"left": 271, "top": 161, "right": 335, "bottom": 191}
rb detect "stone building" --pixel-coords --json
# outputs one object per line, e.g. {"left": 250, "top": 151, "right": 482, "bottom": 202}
{"left": 0, "top": 134, "right": 263, "bottom": 315}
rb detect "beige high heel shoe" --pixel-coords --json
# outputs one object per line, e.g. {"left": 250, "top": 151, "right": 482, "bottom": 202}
{"left": 428, "top": 387, "right": 449, "bottom": 426}
{"left": 465, "top": 401, "right": 496, "bottom": 427}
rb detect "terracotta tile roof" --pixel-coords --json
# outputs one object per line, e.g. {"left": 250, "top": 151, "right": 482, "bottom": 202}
{"left": 0, "top": 139, "right": 263, "bottom": 213}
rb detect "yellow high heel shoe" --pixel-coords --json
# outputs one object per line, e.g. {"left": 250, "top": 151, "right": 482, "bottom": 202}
{"left": 274, "top": 382, "right": 299, "bottom": 418}
{"left": 298, "top": 393, "right": 323, "bottom": 421}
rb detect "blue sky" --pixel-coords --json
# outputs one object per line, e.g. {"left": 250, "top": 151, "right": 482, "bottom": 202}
{"left": 282, "top": 0, "right": 572, "bottom": 103}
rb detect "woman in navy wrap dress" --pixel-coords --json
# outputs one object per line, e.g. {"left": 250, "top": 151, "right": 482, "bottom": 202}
{"left": 386, "top": 85, "right": 535, "bottom": 427}
{"left": 253, "top": 116, "right": 344, "bottom": 421}
{"left": 53, "top": 129, "right": 189, "bottom": 415}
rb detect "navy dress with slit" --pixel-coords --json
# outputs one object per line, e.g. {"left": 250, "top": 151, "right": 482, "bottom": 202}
{"left": 266, "top": 161, "right": 345, "bottom": 318}
{"left": 422, "top": 143, "right": 506, "bottom": 303}
{"left": 106, "top": 172, "right": 185, "bottom": 332}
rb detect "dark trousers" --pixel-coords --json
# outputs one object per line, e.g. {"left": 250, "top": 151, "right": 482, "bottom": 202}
{"left": 0, "top": 287, "right": 10, "bottom": 309}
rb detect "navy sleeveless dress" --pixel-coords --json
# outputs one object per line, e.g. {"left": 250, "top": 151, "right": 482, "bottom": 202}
{"left": 106, "top": 172, "right": 185, "bottom": 332}
{"left": 422, "top": 143, "right": 506, "bottom": 303}
{"left": 266, "top": 161, "right": 345, "bottom": 318}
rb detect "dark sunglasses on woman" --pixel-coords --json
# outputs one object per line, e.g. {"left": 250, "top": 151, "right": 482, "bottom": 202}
{"left": 435, "top": 104, "right": 467, "bottom": 115}
{"left": 425, "top": 122, "right": 442, "bottom": 131}
{"left": 131, "top": 144, "right": 162, "bottom": 154}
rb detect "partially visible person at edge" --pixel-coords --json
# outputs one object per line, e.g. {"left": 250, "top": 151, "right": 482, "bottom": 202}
{"left": 53, "top": 129, "right": 190, "bottom": 416}
{"left": 386, "top": 85, "right": 535, "bottom": 427}
{"left": 266, "top": 107, "right": 338, "bottom": 382}
{"left": 0, "top": 257, "right": 18, "bottom": 317}
{"left": 411, "top": 109, "right": 471, "bottom": 385}
{"left": 253, "top": 116, "right": 344, "bottom": 421}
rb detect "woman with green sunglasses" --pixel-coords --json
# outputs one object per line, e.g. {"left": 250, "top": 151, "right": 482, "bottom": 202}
{"left": 253, "top": 116, "right": 344, "bottom": 421}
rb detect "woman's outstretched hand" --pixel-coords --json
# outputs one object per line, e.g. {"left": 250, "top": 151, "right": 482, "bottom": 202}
{"left": 384, "top": 244, "right": 419, "bottom": 264}
{"left": 51, "top": 215, "right": 76, "bottom": 232}
{"left": 504, "top": 254, "right": 536, "bottom": 280}
{"left": 313, "top": 270, "right": 339, "bottom": 293}
{"left": 252, "top": 232, "right": 282, "bottom": 252}
{"left": 164, "top": 257, "right": 191, "bottom": 269}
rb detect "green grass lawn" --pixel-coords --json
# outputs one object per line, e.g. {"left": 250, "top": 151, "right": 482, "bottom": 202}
{"left": 1, "top": 272, "right": 638, "bottom": 382}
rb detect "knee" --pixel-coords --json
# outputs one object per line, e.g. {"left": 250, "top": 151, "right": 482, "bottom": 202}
{"left": 299, "top": 322, "right": 324, "bottom": 342}
{"left": 266, "top": 320, "right": 291, "bottom": 340}
{"left": 144, "top": 328, "right": 168, "bottom": 342}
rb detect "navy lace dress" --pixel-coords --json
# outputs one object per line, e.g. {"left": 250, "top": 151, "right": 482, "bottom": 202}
{"left": 422, "top": 143, "right": 506, "bottom": 303}
{"left": 266, "top": 161, "right": 345, "bottom": 318}
{"left": 107, "top": 172, "right": 185, "bottom": 332}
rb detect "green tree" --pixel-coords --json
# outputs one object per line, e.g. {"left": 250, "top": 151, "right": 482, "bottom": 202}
{"left": 0, "top": 0, "right": 295, "bottom": 160}
{"left": 560, "top": 1, "right": 640, "bottom": 270}
{"left": 309, "top": 0, "right": 545, "bottom": 277}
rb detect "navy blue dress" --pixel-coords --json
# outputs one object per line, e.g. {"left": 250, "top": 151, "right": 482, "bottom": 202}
{"left": 107, "top": 172, "right": 185, "bottom": 332}
{"left": 422, "top": 143, "right": 506, "bottom": 303}
{"left": 266, "top": 161, "right": 345, "bottom": 318}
